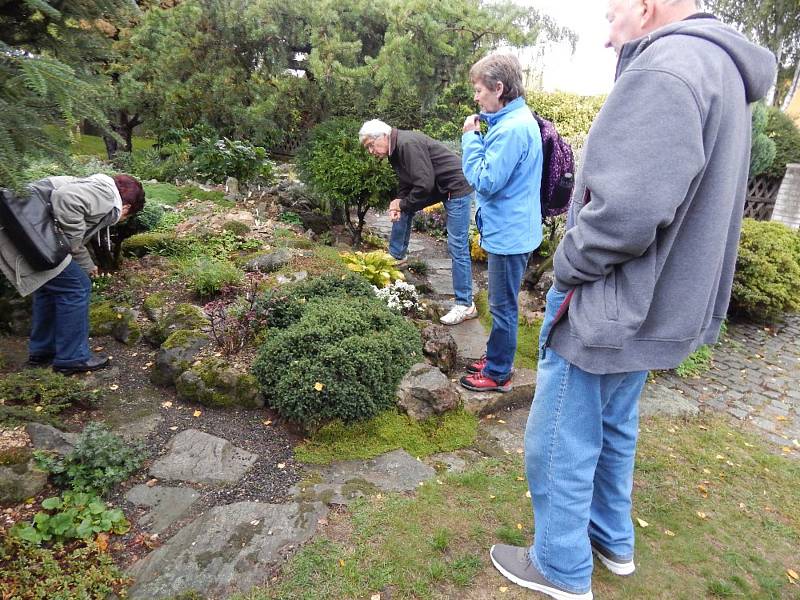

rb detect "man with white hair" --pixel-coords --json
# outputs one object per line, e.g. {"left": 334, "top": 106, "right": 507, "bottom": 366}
{"left": 359, "top": 119, "right": 477, "bottom": 325}
{"left": 488, "top": 1, "right": 776, "bottom": 598}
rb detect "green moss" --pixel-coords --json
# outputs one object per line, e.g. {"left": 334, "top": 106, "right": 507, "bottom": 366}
{"left": 121, "top": 231, "right": 179, "bottom": 258}
{"left": 88, "top": 301, "right": 118, "bottom": 336}
{"left": 142, "top": 182, "right": 183, "bottom": 206}
{"left": 181, "top": 185, "right": 233, "bottom": 208}
{"left": 143, "top": 291, "right": 169, "bottom": 311}
{"left": 0, "top": 447, "right": 32, "bottom": 467}
{"left": 294, "top": 409, "right": 478, "bottom": 465}
{"left": 149, "top": 304, "right": 209, "bottom": 346}
{"left": 223, "top": 220, "right": 251, "bottom": 236}
{"left": 161, "top": 328, "right": 207, "bottom": 350}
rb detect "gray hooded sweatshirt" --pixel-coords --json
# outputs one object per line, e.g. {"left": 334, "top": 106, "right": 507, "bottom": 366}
{"left": 550, "top": 17, "right": 776, "bottom": 374}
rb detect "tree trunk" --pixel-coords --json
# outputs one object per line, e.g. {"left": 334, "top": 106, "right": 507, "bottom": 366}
{"left": 781, "top": 60, "right": 800, "bottom": 112}
{"left": 103, "top": 110, "right": 142, "bottom": 159}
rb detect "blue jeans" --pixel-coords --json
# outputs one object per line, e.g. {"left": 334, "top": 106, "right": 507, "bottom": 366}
{"left": 29, "top": 260, "right": 92, "bottom": 366}
{"left": 524, "top": 286, "right": 648, "bottom": 593}
{"left": 483, "top": 251, "right": 529, "bottom": 382}
{"left": 389, "top": 193, "right": 474, "bottom": 306}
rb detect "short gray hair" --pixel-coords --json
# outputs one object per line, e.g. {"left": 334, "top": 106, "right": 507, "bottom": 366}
{"left": 358, "top": 119, "right": 392, "bottom": 143}
{"left": 469, "top": 54, "right": 525, "bottom": 105}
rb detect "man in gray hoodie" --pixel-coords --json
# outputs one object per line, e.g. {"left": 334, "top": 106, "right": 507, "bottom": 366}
{"left": 488, "top": 1, "right": 776, "bottom": 598}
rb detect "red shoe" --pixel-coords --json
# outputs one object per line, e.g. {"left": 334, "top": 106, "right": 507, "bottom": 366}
{"left": 466, "top": 356, "right": 487, "bottom": 374}
{"left": 460, "top": 372, "right": 512, "bottom": 393}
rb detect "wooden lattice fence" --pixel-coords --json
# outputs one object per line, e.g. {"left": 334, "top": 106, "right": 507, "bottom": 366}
{"left": 744, "top": 175, "right": 782, "bottom": 220}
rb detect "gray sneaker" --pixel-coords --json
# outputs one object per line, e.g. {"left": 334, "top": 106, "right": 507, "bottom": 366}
{"left": 590, "top": 540, "right": 636, "bottom": 575}
{"left": 489, "top": 544, "right": 593, "bottom": 600}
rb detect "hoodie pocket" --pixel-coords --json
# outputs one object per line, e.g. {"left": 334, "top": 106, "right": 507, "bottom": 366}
{"left": 603, "top": 269, "right": 619, "bottom": 321}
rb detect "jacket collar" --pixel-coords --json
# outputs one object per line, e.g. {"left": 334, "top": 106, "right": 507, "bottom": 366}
{"left": 480, "top": 96, "right": 526, "bottom": 127}
{"left": 389, "top": 128, "right": 398, "bottom": 156}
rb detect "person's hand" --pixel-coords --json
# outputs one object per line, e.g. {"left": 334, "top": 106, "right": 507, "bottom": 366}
{"left": 88, "top": 266, "right": 99, "bottom": 278}
{"left": 389, "top": 209, "right": 401, "bottom": 222}
{"left": 463, "top": 114, "right": 480, "bottom": 133}
{"left": 389, "top": 198, "right": 402, "bottom": 213}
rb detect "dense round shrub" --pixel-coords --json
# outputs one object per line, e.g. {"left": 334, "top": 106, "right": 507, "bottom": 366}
{"left": 528, "top": 91, "right": 606, "bottom": 141}
{"left": 763, "top": 107, "right": 800, "bottom": 179}
{"left": 252, "top": 296, "right": 422, "bottom": 428}
{"left": 731, "top": 219, "right": 800, "bottom": 321}
{"left": 255, "top": 273, "right": 376, "bottom": 330}
{"left": 134, "top": 200, "right": 165, "bottom": 231}
{"left": 749, "top": 102, "right": 776, "bottom": 178}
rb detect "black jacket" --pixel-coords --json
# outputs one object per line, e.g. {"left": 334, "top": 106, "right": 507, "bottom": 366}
{"left": 388, "top": 129, "right": 473, "bottom": 212}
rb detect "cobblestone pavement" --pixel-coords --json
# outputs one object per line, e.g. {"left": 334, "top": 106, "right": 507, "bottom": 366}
{"left": 654, "top": 314, "right": 800, "bottom": 455}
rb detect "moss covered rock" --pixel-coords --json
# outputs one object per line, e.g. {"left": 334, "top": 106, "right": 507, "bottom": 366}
{"left": 89, "top": 301, "right": 141, "bottom": 345}
{"left": 175, "top": 357, "right": 262, "bottom": 408}
{"left": 121, "top": 231, "right": 180, "bottom": 258}
{"left": 142, "top": 291, "right": 170, "bottom": 322}
{"left": 151, "top": 329, "right": 209, "bottom": 386}
{"left": 145, "top": 303, "right": 209, "bottom": 346}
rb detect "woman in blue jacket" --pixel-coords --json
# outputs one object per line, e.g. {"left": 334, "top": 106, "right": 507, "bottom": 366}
{"left": 461, "top": 54, "right": 543, "bottom": 392}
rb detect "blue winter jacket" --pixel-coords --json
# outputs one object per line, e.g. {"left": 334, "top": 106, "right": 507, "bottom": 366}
{"left": 461, "top": 96, "right": 542, "bottom": 255}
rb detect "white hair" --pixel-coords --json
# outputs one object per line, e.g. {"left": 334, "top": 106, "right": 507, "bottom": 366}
{"left": 358, "top": 119, "right": 392, "bottom": 143}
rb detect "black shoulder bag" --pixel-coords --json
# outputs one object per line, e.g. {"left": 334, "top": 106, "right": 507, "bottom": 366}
{"left": 0, "top": 181, "right": 70, "bottom": 271}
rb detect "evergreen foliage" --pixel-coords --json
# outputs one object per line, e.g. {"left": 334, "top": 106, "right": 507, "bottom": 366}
{"left": 749, "top": 102, "right": 777, "bottom": 178}
{"left": 763, "top": 106, "right": 800, "bottom": 179}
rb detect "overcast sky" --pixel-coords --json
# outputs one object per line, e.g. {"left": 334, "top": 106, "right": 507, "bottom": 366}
{"left": 521, "top": 0, "right": 619, "bottom": 96}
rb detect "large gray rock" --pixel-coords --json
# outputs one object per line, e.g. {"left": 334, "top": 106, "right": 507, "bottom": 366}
{"left": 145, "top": 304, "right": 210, "bottom": 347}
{"left": 149, "top": 429, "right": 257, "bottom": 485}
{"left": 243, "top": 248, "right": 292, "bottom": 273}
{"left": 126, "top": 500, "right": 327, "bottom": 599}
{"left": 421, "top": 325, "right": 458, "bottom": 373}
{"left": 293, "top": 449, "right": 436, "bottom": 506}
{"left": 151, "top": 330, "right": 209, "bottom": 386}
{"left": 175, "top": 357, "right": 262, "bottom": 409}
{"left": 396, "top": 363, "right": 460, "bottom": 421}
{"left": 458, "top": 367, "right": 536, "bottom": 416}
{"left": 0, "top": 458, "right": 47, "bottom": 505}
{"left": 24, "top": 423, "right": 78, "bottom": 456}
{"left": 639, "top": 382, "right": 700, "bottom": 418}
{"left": 449, "top": 317, "right": 489, "bottom": 360}
{"left": 125, "top": 485, "right": 200, "bottom": 533}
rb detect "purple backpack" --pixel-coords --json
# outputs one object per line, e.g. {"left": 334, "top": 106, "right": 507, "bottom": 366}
{"left": 533, "top": 113, "right": 575, "bottom": 218}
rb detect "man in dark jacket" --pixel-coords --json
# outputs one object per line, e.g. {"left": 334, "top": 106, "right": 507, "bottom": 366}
{"left": 359, "top": 119, "right": 477, "bottom": 325}
{"left": 488, "top": 1, "right": 777, "bottom": 599}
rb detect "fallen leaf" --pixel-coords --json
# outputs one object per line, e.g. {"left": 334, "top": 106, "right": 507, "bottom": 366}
{"left": 698, "top": 484, "right": 708, "bottom": 496}
{"left": 787, "top": 569, "right": 799, "bottom": 581}
{"left": 525, "top": 491, "right": 531, "bottom": 499}
{"left": 696, "top": 511, "right": 708, "bottom": 520}
{"left": 371, "top": 595, "right": 381, "bottom": 600}
{"left": 146, "top": 478, "right": 158, "bottom": 487}
{"left": 193, "top": 410, "right": 202, "bottom": 417}
{"left": 96, "top": 533, "right": 109, "bottom": 552}
{"left": 94, "top": 346, "right": 104, "bottom": 352}
{"left": 263, "top": 420, "right": 273, "bottom": 426}
{"left": 715, "top": 454, "right": 726, "bottom": 460}
{"left": 497, "top": 419, "right": 506, "bottom": 424}
{"left": 636, "top": 518, "right": 649, "bottom": 528}
{"left": 339, "top": 559, "right": 345, "bottom": 567}
{"left": 169, "top": 426, "right": 178, "bottom": 431}
{"left": 664, "top": 530, "right": 676, "bottom": 537}
{"left": 781, "top": 447, "right": 791, "bottom": 453}
{"left": 109, "top": 384, "right": 119, "bottom": 391}
{"left": 516, "top": 476, "right": 525, "bottom": 481}
{"left": 499, "top": 587, "right": 508, "bottom": 593}
{"left": 744, "top": 442, "right": 754, "bottom": 447}
{"left": 776, "top": 416, "right": 788, "bottom": 421}
{"left": 516, "top": 523, "right": 523, "bottom": 530}
{"left": 314, "top": 382, "right": 324, "bottom": 392}
{"left": 161, "top": 401, "right": 173, "bottom": 408}
{"left": 277, "top": 462, "right": 286, "bottom": 469}
{"left": 34, "top": 406, "right": 43, "bottom": 412}
{"left": 702, "top": 468, "right": 711, "bottom": 474}
{"left": 489, "top": 495, "right": 496, "bottom": 499}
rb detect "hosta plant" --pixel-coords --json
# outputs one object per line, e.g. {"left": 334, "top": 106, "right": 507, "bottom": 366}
{"left": 341, "top": 250, "right": 404, "bottom": 288}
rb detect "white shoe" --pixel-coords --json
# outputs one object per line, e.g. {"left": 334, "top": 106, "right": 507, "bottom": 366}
{"left": 440, "top": 302, "right": 478, "bottom": 325}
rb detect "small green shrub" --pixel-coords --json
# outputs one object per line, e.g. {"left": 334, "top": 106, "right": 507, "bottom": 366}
{"left": 223, "top": 220, "right": 251, "bottom": 236}
{"left": 191, "top": 137, "right": 274, "bottom": 183}
{"left": 0, "top": 535, "right": 129, "bottom": 598}
{"left": 297, "top": 117, "right": 397, "bottom": 245}
{"left": 34, "top": 422, "right": 145, "bottom": 496}
{"left": 134, "top": 201, "right": 165, "bottom": 230}
{"left": 179, "top": 257, "right": 244, "bottom": 297}
{"left": 278, "top": 211, "right": 303, "bottom": 226}
{"left": 142, "top": 181, "right": 183, "bottom": 206}
{"left": 675, "top": 344, "right": 713, "bottom": 378}
{"left": 731, "top": 219, "right": 800, "bottom": 321}
{"left": 10, "top": 491, "right": 130, "bottom": 544}
{"left": 255, "top": 273, "right": 376, "bottom": 330}
{"left": 528, "top": 91, "right": 607, "bottom": 141}
{"left": 181, "top": 185, "right": 233, "bottom": 207}
{"left": 750, "top": 102, "right": 777, "bottom": 178}
{"left": 252, "top": 296, "right": 422, "bottom": 428}
{"left": 341, "top": 250, "right": 405, "bottom": 287}
{"left": 764, "top": 106, "right": 800, "bottom": 179}
{"left": 0, "top": 369, "right": 98, "bottom": 425}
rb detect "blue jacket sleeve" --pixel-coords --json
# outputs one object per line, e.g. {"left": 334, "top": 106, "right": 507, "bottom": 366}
{"left": 461, "top": 128, "right": 526, "bottom": 198}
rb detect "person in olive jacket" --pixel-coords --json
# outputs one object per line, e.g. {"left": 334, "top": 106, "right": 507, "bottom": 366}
{"left": 359, "top": 120, "right": 477, "bottom": 325}
{"left": 0, "top": 173, "right": 145, "bottom": 373}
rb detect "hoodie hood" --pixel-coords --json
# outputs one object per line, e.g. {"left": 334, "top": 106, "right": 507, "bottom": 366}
{"left": 617, "top": 17, "right": 776, "bottom": 103}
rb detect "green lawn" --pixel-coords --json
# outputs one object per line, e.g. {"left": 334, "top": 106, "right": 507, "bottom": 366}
{"left": 237, "top": 416, "right": 800, "bottom": 599}
{"left": 44, "top": 126, "right": 155, "bottom": 158}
